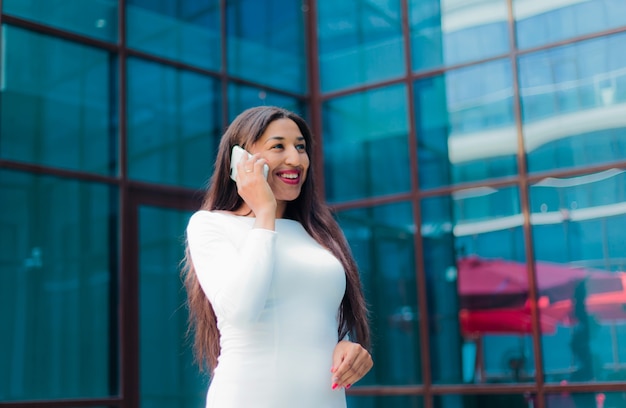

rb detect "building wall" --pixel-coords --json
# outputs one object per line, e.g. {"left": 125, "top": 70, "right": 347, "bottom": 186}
{"left": 1, "top": 1, "right": 626, "bottom": 407}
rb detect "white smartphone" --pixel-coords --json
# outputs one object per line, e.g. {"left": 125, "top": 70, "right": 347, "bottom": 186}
{"left": 230, "top": 145, "right": 269, "bottom": 181}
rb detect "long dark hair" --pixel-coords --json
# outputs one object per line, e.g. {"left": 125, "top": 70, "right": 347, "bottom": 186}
{"left": 182, "top": 106, "right": 370, "bottom": 373}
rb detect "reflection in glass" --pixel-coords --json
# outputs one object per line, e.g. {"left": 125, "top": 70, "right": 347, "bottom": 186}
{"left": 127, "top": 0, "right": 221, "bottom": 71}
{"left": 0, "top": 170, "right": 115, "bottom": 400}
{"left": 519, "top": 32, "right": 626, "bottom": 174}
{"left": 530, "top": 169, "right": 626, "bottom": 384}
{"left": 127, "top": 58, "right": 221, "bottom": 189}
{"left": 3, "top": 0, "right": 118, "bottom": 42}
{"left": 227, "top": 84, "right": 306, "bottom": 122}
{"left": 227, "top": 0, "right": 306, "bottom": 93}
{"left": 348, "top": 394, "right": 423, "bottom": 408}
{"left": 317, "top": 0, "right": 404, "bottom": 92}
{"left": 323, "top": 85, "right": 410, "bottom": 202}
{"left": 414, "top": 59, "right": 517, "bottom": 188}
{"left": 514, "top": 0, "right": 626, "bottom": 50}
{"left": 546, "top": 391, "right": 626, "bottom": 408}
{"left": 421, "top": 186, "right": 536, "bottom": 384}
{"left": 139, "top": 206, "right": 206, "bottom": 407}
{"left": 336, "top": 203, "right": 421, "bottom": 386}
{"left": 409, "top": 0, "right": 509, "bottom": 71}
{"left": 0, "top": 27, "right": 113, "bottom": 175}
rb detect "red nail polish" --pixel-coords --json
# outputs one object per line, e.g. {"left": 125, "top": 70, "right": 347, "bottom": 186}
{"left": 346, "top": 384, "right": 352, "bottom": 389}
{"left": 332, "top": 383, "right": 338, "bottom": 390}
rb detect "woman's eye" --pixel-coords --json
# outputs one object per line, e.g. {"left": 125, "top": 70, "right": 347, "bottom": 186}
{"left": 297, "top": 144, "right": 306, "bottom": 151}
{"left": 272, "top": 144, "right": 284, "bottom": 149}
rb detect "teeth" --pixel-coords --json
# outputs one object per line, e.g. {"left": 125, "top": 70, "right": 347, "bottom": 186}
{"left": 281, "top": 173, "right": 298, "bottom": 179}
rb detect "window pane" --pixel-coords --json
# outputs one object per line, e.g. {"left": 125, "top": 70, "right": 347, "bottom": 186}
{"left": 0, "top": 170, "right": 116, "bottom": 400}
{"left": 529, "top": 169, "right": 626, "bottom": 384}
{"left": 3, "top": 0, "right": 118, "bottom": 42}
{"left": 409, "top": 0, "right": 509, "bottom": 71}
{"left": 514, "top": 0, "right": 626, "bottom": 50}
{"left": 546, "top": 391, "right": 626, "bottom": 407}
{"left": 414, "top": 59, "right": 517, "bottom": 188}
{"left": 127, "top": 0, "right": 221, "bottom": 71}
{"left": 336, "top": 202, "right": 421, "bottom": 386}
{"left": 348, "top": 395, "right": 423, "bottom": 408}
{"left": 227, "top": 0, "right": 306, "bottom": 94}
{"left": 435, "top": 393, "right": 535, "bottom": 407}
{"left": 127, "top": 58, "right": 221, "bottom": 189}
{"left": 519, "top": 32, "right": 626, "bottom": 174}
{"left": 323, "top": 85, "right": 410, "bottom": 202}
{"left": 421, "top": 187, "right": 535, "bottom": 384}
{"left": 227, "top": 83, "right": 306, "bottom": 122}
{"left": 139, "top": 206, "right": 207, "bottom": 407}
{"left": 1, "top": 26, "right": 114, "bottom": 175}
{"left": 318, "top": 0, "right": 404, "bottom": 93}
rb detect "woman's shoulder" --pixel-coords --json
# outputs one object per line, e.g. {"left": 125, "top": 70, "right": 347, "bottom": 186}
{"left": 188, "top": 210, "right": 253, "bottom": 229}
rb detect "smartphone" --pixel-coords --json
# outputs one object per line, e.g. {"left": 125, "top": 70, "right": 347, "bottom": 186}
{"left": 230, "top": 145, "right": 269, "bottom": 181}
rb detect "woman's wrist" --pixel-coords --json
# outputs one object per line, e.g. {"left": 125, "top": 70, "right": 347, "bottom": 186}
{"left": 253, "top": 208, "right": 276, "bottom": 230}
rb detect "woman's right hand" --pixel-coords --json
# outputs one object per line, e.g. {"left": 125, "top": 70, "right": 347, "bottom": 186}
{"left": 235, "top": 153, "right": 276, "bottom": 226}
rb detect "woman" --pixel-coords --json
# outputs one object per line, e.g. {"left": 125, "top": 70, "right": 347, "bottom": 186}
{"left": 183, "top": 106, "right": 372, "bottom": 407}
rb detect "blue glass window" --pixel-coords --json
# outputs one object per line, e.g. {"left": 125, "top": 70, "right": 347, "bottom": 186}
{"left": 348, "top": 395, "right": 423, "bottom": 408}
{"left": 3, "top": 0, "right": 118, "bottom": 42}
{"left": 336, "top": 202, "right": 421, "bottom": 386}
{"left": 435, "top": 394, "right": 535, "bottom": 407}
{"left": 0, "top": 170, "right": 116, "bottom": 400}
{"left": 318, "top": 0, "right": 404, "bottom": 92}
{"left": 414, "top": 59, "right": 517, "bottom": 188}
{"left": 227, "top": 84, "right": 306, "bottom": 122}
{"left": 421, "top": 186, "right": 533, "bottom": 384}
{"left": 530, "top": 169, "right": 626, "bottom": 384}
{"left": 127, "top": 58, "right": 221, "bottom": 189}
{"left": 519, "top": 32, "right": 626, "bottom": 173}
{"left": 127, "top": 0, "right": 221, "bottom": 71}
{"left": 409, "top": 0, "right": 509, "bottom": 71}
{"left": 139, "top": 206, "right": 207, "bottom": 407}
{"left": 0, "top": 26, "right": 113, "bottom": 175}
{"left": 323, "top": 85, "right": 410, "bottom": 202}
{"left": 227, "top": 0, "right": 307, "bottom": 94}
{"left": 514, "top": 0, "right": 626, "bottom": 49}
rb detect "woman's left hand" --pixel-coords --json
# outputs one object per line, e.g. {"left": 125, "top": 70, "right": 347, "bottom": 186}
{"left": 330, "top": 340, "right": 373, "bottom": 389}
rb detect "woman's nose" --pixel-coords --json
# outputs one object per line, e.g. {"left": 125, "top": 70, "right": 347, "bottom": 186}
{"left": 284, "top": 146, "right": 301, "bottom": 165}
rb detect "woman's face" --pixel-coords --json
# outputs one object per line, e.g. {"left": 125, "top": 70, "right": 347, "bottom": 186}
{"left": 248, "top": 118, "right": 310, "bottom": 205}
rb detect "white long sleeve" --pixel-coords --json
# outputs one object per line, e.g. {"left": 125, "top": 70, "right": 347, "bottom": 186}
{"left": 186, "top": 210, "right": 277, "bottom": 327}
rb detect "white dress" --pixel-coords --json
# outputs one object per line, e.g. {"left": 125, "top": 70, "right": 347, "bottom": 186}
{"left": 186, "top": 210, "right": 347, "bottom": 408}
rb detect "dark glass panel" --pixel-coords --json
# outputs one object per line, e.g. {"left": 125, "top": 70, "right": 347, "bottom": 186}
{"left": 409, "top": 0, "right": 509, "bottom": 71}
{"left": 1, "top": 26, "right": 114, "bottom": 175}
{"left": 127, "top": 0, "right": 221, "bottom": 71}
{"left": 434, "top": 393, "right": 535, "bottom": 408}
{"left": 227, "top": 83, "right": 306, "bottom": 122}
{"left": 227, "top": 0, "right": 306, "bottom": 94}
{"left": 348, "top": 394, "right": 423, "bottom": 408}
{"left": 530, "top": 169, "right": 626, "bottom": 383}
{"left": 514, "top": 0, "right": 626, "bottom": 49}
{"left": 336, "top": 202, "right": 421, "bottom": 386}
{"left": 323, "top": 85, "right": 410, "bottom": 202}
{"left": 3, "top": 0, "right": 118, "bottom": 42}
{"left": 414, "top": 59, "right": 517, "bottom": 188}
{"left": 139, "top": 206, "right": 207, "bottom": 407}
{"left": 421, "top": 187, "right": 535, "bottom": 384}
{"left": 127, "top": 58, "right": 221, "bottom": 189}
{"left": 519, "top": 32, "right": 626, "bottom": 173}
{"left": 0, "top": 170, "right": 116, "bottom": 400}
{"left": 317, "top": 0, "right": 404, "bottom": 92}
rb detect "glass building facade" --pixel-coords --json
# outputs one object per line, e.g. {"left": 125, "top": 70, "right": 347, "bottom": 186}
{"left": 1, "top": 1, "right": 625, "bottom": 407}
